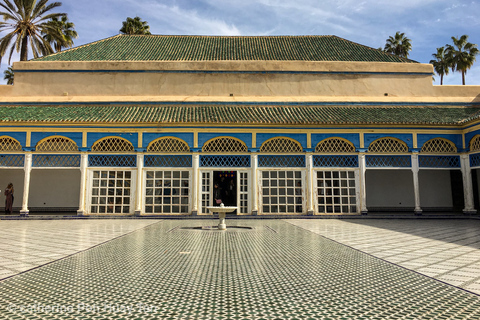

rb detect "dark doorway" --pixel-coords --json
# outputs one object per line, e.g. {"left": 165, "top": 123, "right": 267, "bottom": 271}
{"left": 213, "top": 171, "right": 237, "bottom": 212}
{"left": 450, "top": 170, "right": 465, "bottom": 212}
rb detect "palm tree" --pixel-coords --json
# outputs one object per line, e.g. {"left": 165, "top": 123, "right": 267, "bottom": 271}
{"left": 43, "top": 15, "right": 77, "bottom": 52}
{"left": 384, "top": 32, "right": 412, "bottom": 59}
{"left": 120, "top": 16, "right": 151, "bottom": 35}
{"left": 445, "top": 35, "right": 479, "bottom": 85}
{"left": 0, "top": 0, "right": 65, "bottom": 64}
{"left": 430, "top": 47, "right": 450, "bottom": 85}
{"left": 3, "top": 66, "right": 13, "bottom": 85}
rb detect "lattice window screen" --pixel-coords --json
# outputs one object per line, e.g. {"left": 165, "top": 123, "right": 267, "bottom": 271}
{"left": 316, "top": 138, "right": 355, "bottom": 153}
{"left": 0, "top": 155, "right": 24, "bottom": 167}
{"left": 91, "top": 138, "right": 134, "bottom": 152}
{"left": 202, "top": 137, "right": 248, "bottom": 153}
{"left": 421, "top": 138, "right": 457, "bottom": 153}
{"left": 260, "top": 138, "right": 302, "bottom": 153}
{"left": 368, "top": 138, "right": 408, "bottom": 153}
{"left": 147, "top": 137, "right": 189, "bottom": 152}
{"left": 0, "top": 137, "right": 22, "bottom": 151}
{"left": 36, "top": 137, "right": 78, "bottom": 152}
{"left": 470, "top": 135, "right": 480, "bottom": 152}
{"left": 313, "top": 155, "right": 358, "bottom": 167}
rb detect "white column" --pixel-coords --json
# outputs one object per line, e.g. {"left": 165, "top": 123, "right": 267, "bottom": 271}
{"left": 251, "top": 153, "right": 258, "bottom": 215}
{"left": 134, "top": 154, "right": 144, "bottom": 216}
{"left": 359, "top": 153, "right": 368, "bottom": 214}
{"left": 306, "top": 153, "right": 314, "bottom": 215}
{"left": 411, "top": 153, "right": 422, "bottom": 214}
{"left": 192, "top": 153, "right": 199, "bottom": 215}
{"left": 77, "top": 153, "right": 88, "bottom": 215}
{"left": 461, "top": 154, "right": 476, "bottom": 213}
{"left": 20, "top": 153, "right": 32, "bottom": 216}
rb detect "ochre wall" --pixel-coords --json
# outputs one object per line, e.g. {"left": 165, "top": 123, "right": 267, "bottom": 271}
{"left": 1, "top": 60, "right": 478, "bottom": 104}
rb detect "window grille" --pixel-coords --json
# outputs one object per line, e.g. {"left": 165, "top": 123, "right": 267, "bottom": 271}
{"left": 200, "top": 155, "right": 250, "bottom": 167}
{"left": 469, "top": 135, "right": 480, "bottom": 152}
{"left": 36, "top": 136, "right": 78, "bottom": 152}
{"left": 260, "top": 137, "right": 302, "bottom": 153}
{"left": 145, "top": 155, "right": 192, "bottom": 167}
{"left": 89, "top": 155, "right": 137, "bottom": 167}
{"left": 0, "top": 136, "right": 22, "bottom": 151}
{"left": 313, "top": 155, "right": 358, "bottom": 168}
{"left": 315, "top": 138, "right": 355, "bottom": 153}
{"left": 90, "top": 170, "right": 132, "bottom": 214}
{"left": 419, "top": 156, "right": 460, "bottom": 168}
{"left": 368, "top": 138, "right": 408, "bottom": 153}
{"left": 33, "top": 155, "right": 80, "bottom": 167}
{"left": 0, "top": 155, "right": 24, "bottom": 167}
{"left": 366, "top": 155, "right": 411, "bottom": 167}
{"left": 261, "top": 170, "right": 303, "bottom": 214}
{"left": 202, "top": 137, "right": 248, "bottom": 153}
{"left": 145, "top": 170, "right": 190, "bottom": 214}
{"left": 316, "top": 170, "right": 357, "bottom": 214}
{"left": 470, "top": 153, "right": 480, "bottom": 168}
{"left": 147, "top": 137, "right": 189, "bottom": 152}
{"left": 91, "top": 137, "right": 134, "bottom": 152}
{"left": 421, "top": 138, "right": 457, "bottom": 153}
{"left": 258, "top": 155, "right": 305, "bottom": 168}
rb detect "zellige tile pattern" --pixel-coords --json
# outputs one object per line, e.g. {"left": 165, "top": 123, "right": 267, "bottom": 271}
{"left": 287, "top": 219, "right": 480, "bottom": 295}
{"left": 0, "top": 220, "right": 161, "bottom": 279}
{"left": 0, "top": 220, "right": 479, "bottom": 319}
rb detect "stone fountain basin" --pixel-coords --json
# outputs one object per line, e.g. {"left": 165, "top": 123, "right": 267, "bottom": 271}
{"left": 206, "top": 205, "right": 238, "bottom": 230}
{"left": 206, "top": 206, "right": 238, "bottom": 214}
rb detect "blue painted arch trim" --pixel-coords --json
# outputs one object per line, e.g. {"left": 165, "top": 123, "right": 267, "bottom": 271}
{"left": 31, "top": 132, "right": 82, "bottom": 150}
{"left": 256, "top": 133, "right": 307, "bottom": 150}
{"left": 0, "top": 132, "right": 26, "bottom": 147}
{"left": 364, "top": 134, "right": 413, "bottom": 149}
{"left": 143, "top": 133, "right": 194, "bottom": 150}
{"left": 198, "top": 133, "right": 252, "bottom": 149}
{"left": 311, "top": 134, "right": 360, "bottom": 149}
{"left": 417, "top": 134, "right": 462, "bottom": 151}
{"left": 87, "top": 132, "right": 138, "bottom": 149}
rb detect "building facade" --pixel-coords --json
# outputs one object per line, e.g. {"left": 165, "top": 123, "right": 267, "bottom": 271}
{"left": 1, "top": 35, "right": 480, "bottom": 216}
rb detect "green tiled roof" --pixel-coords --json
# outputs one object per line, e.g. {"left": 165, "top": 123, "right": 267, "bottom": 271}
{"left": 0, "top": 104, "right": 478, "bottom": 126}
{"left": 34, "top": 35, "right": 415, "bottom": 63}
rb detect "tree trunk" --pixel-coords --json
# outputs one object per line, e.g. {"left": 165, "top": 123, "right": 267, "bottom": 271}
{"left": 462, "top": 71, "right": 465, "bottom": 85}
{"left": 20, "top": 36, "right": 29, "bottom": 61}
{"left": 440, "top": 74, "right": 443, "bottom": 85}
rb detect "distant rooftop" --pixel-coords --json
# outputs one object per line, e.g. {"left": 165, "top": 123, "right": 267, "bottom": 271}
{"left": 34, "top": 34, "right": 416, "bottom": 63}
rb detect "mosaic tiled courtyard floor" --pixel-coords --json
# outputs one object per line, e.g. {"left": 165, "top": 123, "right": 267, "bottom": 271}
{"left": 287, "top": 219, "right": 480, "bottom": 294}
{"left": 1, "top": 219, "right": 480, "bottom": 319}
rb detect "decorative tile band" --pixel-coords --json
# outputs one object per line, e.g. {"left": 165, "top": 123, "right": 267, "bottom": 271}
{"left": 0, "top": 154, "right": 24, "bottom": 167}
{"left": 366, "top": 155, "right": 411, "bottom": 168}
{"left": 144, "top": 155, "right": 192, "bottom": 167}
{"left": 419, "top": 155, "right": 460, "bottom": 168}
{"left": 258, "top": 155, "right": 305, "bottom": 168}
{"left": 33, "top": 155, "right": 80, "bottom": 167}
{"left": 313, "top": 155, "right": 358, "bottom": 167}
{"left": 200, "top": 155, "right": 251, "bottom": 168}
{"left": 88, "top": 155, "right": 137, "bottom": 167}
{"left": 470, "top": 153, "right": 480, "bottom": 168}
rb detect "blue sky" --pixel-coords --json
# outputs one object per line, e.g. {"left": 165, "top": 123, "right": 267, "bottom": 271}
{"left": 1, "top": 0, "right": 480, "bottom": 85}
